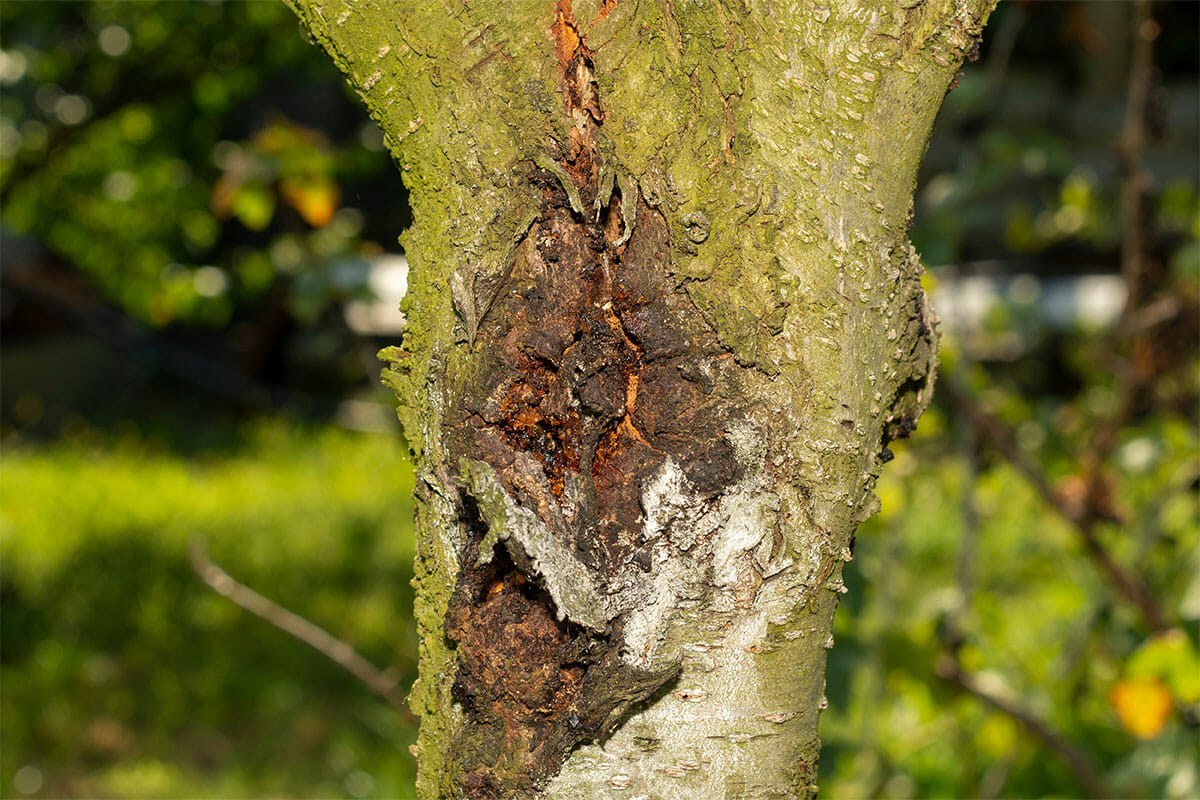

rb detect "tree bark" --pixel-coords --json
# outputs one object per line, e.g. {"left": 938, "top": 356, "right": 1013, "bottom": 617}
{"left": 284, "top": 2, "right": 993, "bottom": 797}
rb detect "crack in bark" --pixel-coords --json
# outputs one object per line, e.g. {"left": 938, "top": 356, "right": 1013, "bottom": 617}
{"left": 438, "top": 4, "right": 750, "bottom": 794}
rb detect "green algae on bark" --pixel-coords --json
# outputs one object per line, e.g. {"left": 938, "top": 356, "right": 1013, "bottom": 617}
{"left": 287, "top": 1, "right": 994, "bottom": 796}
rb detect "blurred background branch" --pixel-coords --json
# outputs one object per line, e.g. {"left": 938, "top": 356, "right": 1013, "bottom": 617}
{"left": 189, "top": 540, "right": 412, "bottom": 719}
{"left": 934, "top": 651, "right": 1113, "bottom": 800}
{"left": 939, "top": 376, "right": 1170, "bottom": 634}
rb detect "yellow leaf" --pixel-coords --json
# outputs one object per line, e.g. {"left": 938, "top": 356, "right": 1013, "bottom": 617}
{"left": 1109, "top": 676, "right": 1172, "bottom": 739}
{"left": 281, "top": 176, "right": 339, "bottom": 228}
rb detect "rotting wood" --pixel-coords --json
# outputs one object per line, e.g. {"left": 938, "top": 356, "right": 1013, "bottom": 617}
{"left": 439, "top": 6, "right": 750, "bottom": 792}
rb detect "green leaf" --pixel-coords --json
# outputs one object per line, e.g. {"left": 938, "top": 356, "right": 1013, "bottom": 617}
{"left": 1128, "top": 630, "right": 1200, "bottom": 704}
{"left": 230, "top": 181, "right": 275, "bottom": 231}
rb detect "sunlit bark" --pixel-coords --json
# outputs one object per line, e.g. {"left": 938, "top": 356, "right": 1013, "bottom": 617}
{"left": 284, "top": 2, "right": 994, "bottom": 797}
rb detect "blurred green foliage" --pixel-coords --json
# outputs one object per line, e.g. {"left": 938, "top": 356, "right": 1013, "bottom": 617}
{"left": 821, "top": 404, "right": 1199, "bottom": 799}
{"left": 911, "top": 2, "right": 1200, "bottom": 274}
{"left": 1, "top": 422, "right": 418, "bottom": 798}
{"left": 0, "top": 0, "right": 407, "bottom": 330}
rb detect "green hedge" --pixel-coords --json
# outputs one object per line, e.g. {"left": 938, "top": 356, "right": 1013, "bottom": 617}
{"left": 1, "top": 421, "right": 418, "bottom": 798}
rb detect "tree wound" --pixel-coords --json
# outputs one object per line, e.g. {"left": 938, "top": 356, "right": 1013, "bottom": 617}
{"left": 439, "top": 6, "right": 749, "bottom": 794}
{"left": 441, "top": 166, "right": 746, "bottom": 794}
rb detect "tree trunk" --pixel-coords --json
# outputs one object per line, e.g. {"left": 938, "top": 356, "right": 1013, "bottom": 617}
{"left": 285, "top": 2, "right": 993, "bottom": 797}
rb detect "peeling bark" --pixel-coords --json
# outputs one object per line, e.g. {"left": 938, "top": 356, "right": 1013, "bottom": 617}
{"left": 283, "top": 1, "right": 995, "bottom": 797}
{"left": 442, "top": 14, "right": 752, "bottom": 786}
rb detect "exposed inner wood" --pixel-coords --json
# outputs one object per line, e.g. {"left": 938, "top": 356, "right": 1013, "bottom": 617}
{"left": 438, "top": 3, "right": 748, "bottom": 794}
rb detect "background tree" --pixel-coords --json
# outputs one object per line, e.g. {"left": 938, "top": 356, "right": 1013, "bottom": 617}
{"left": 285, "top": 2, "right": 991, "bottom": 796}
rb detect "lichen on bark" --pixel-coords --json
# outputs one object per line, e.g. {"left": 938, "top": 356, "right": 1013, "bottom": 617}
{"left": 284, "top": 0, "right": 995, "bottom": 797}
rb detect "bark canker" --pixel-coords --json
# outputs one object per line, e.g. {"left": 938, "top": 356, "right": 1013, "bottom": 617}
{"left": 443, "top": 165, "right": 747, "bottom": 797}
{"left": 440, "top": 6, "right": 747, "bottom": 793}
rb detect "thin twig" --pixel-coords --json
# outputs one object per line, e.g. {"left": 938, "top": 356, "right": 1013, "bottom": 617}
{"left": 983, "top": 0, "right": 1025, "bottom": 97}
{"left": 935, "top": 654, "right": 1113, "bottom": 800}
{"left": 190, "top": 540, "right": 414, "bottom": 720}
{"left": 1117, "top": 0, "right": 1158, "bottom": 320}
{"left": 1081, "top": 0, "right": 1162, "bottom": 467}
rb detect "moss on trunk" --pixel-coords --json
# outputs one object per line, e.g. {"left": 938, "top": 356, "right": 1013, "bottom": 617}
{"left": 284, "top": 1, "right": 995, "bottom": 797}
